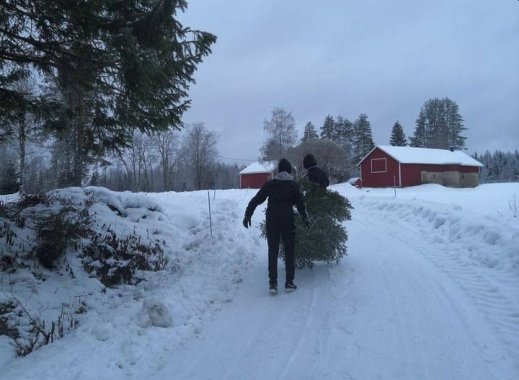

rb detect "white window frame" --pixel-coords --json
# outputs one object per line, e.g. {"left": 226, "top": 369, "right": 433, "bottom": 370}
{"left": 371, "top": 158, "right": 387, "bottom": 173}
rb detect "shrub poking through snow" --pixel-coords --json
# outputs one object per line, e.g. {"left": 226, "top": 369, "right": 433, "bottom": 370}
{"left": 262, "top": 180, "right": 353, "bottom": 268}
{"left": 35, "top": 200, "right": 92, "bottom": 269}
{"left": 0, "top": 198, "right": 33, "bottom": 271}
{"left": 82, "top": 226, "right": 167, "bottom": 287}
{"left": 0, "top": 219, "right": 17, "bottom": 269}
{"left": 2, "top": 298, "right": 80, "bottom": 357}
{"left": 0, "top": 301, "right": 19, "bottom": 341}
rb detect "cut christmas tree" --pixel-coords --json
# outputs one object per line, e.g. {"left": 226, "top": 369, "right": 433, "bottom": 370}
{"left": 262, "top": 179, "right": 353, "bottom": 268}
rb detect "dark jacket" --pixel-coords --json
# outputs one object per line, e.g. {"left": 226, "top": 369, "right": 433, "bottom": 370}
{"left": 306, "top": 166, "right": 329, "bottom": 189}
{"left": 245, "top": 172, "right": 307, "bottom": 220}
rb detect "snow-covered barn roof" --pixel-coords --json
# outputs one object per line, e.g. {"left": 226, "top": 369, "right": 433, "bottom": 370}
{"left": 363, "top": 146, "right": 483, "bottom": 167}
{"left": 239, "top": 161, "right": 276, "bottom": 175}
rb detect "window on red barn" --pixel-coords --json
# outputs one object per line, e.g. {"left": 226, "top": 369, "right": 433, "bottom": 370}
{"left": 371, "top": 158, "right": 387, "bottom": 173}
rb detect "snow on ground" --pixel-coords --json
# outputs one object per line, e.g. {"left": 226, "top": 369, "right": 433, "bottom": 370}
{"left": 0, "top": 192, "right": 20, "bottom": 204}
{"left": 1, "top": 183, "right": 519, "bottom": 379}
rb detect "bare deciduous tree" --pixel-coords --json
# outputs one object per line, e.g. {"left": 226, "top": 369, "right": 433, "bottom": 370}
{"left": 150, "top": 129, "right": 181, "bottom": 191}
{"left": 261, "top": 108, "right": 297, "bottom": 161}
{"left": 0, "top": 78, "right": 42, "bottom": 194}
{"left": 286, "top": 139, "right": 349, "bottom": 184}
{"left": 181, "top": 123, "right": 219, "bottom": 190}
{"left": 118, "top": 132, "right": 157, "bottom": 192}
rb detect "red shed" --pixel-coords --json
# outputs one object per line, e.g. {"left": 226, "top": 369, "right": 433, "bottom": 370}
{"left": 359, "top": 146, "right": 483, "bottom": 188}
{"left": 239, "top": 161, "right": 276, "bottom": 189}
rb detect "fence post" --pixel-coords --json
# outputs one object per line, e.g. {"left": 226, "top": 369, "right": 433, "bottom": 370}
{"left": 207, "top": 191, "right": 213, "bottom": 237}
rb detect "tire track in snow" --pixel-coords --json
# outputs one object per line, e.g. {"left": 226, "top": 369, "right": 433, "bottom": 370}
{"left": 429, "top": 247, "right": 519, "bottom": 358}
{"left": 358, "top": 197, "right": 519, "bottom": 372}
{"left": 348, "top": 212, "right": 513, "bottom": 379}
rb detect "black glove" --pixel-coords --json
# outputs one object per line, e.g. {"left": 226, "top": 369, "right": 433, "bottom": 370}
{"left": 302, "top": 217, "right": 310, "bottom": 229}
{"left": 243, "top": 215, "right": 251, "bottom": 228}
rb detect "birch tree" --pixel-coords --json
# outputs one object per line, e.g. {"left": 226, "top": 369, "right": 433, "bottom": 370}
{"left": 260, "top": 108, "right": 297, "bottom": 161}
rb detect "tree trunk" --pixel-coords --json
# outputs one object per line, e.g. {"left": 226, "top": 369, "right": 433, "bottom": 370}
{"left": 17, "top": 112, "right": 26, "bottom": 194}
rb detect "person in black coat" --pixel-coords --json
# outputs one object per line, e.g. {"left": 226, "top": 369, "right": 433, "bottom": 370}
{"left": 243, "top": 158, "right": 307, "bottom": 293}
{"left": 303, "top": 154, "right": 329, "bottom": 188}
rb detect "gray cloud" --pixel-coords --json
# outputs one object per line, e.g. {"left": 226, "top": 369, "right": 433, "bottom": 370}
{"left": 180, "top": 0, "right": 519, "bottom": 163}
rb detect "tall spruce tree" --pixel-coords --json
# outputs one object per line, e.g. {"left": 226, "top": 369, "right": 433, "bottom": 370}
{"left": 425, "top": 98, "right": 449, "bottom": 149}
{"left": 353, "top": 113, "right": 375, "bottom": 162}
{"left": 445, "top": 98, "right": 466, "bottom": 149}
{"left": 411, "top": 97, "right": 466, "bottom": 150}
{"left": 334, "top": 116, "right": 356, "bottom": 176}
{"left": 334, "top": 116, "right": 353, "bottom": 146}
{"left": 301, "top": 121, "right": 319, "bottom": 142}
{"left": 410, "top": 110, "right": 427, "bottom": 147}
{"left": 389, "top": 121, "right": 407, "bottom": 146}
{"left": 320, "top": 115, "right": 336, "bottom": 140}
{"left": 0, "top": 0, "right": 216, "bottom": 186}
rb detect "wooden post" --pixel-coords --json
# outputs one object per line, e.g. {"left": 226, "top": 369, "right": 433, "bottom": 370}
{"left": 207, "top": 191, "right": 213, "bottom": 237}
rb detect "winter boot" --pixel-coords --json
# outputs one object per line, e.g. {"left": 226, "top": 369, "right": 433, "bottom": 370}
{"left": 285, "top": 282, "right": 297, "bottom": 292}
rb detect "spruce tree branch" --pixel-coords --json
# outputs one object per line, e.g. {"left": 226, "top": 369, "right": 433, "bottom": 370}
{"left": 0, "top": 27, "right": 104, "bottom": 65}
{"left": 0, "top": 50, "right": 53, "bottom": 66}
{"left": 2, "top": 2, "right": 68, "bottom": 37}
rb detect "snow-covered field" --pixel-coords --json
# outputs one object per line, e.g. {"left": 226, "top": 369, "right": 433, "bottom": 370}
{"left": 1, "top": 182, "right": 518, "bottom": 379}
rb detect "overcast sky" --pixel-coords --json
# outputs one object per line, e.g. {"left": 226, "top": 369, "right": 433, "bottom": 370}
{"left": 179, "top": 0, "right": 519, "bottom": 164}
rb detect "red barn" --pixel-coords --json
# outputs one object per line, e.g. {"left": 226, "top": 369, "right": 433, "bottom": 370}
{"left": 239, "top": 161, "right": 276, "bottom": 189}
{"left": 359, "top": 145, "right": 483, "bottom": 188}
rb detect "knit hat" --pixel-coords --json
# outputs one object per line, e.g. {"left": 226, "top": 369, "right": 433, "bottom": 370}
{"left": 278, "top": 158, "right": 292, "bottom": 173}
{"left": 303, "top": 154, "right": 317, "bottom": 169}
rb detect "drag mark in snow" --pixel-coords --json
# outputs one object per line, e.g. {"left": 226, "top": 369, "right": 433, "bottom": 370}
{"left": 277, "top": 281, "right": 319, "bottom": 379}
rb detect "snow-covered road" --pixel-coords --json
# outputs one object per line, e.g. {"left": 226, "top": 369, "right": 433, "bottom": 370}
{"left": 150, "top": 185, "right": 518, "bottom": 380}
{"left": 2, "top": 184, "right": 518, "bottom": 380}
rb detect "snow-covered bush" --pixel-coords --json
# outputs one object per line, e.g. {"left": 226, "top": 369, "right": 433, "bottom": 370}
{"left": 0, "top": 188, "right": 171, "bottom": 358}
{"left": 0, "top": 193, "right": 92, "bottom": 356}
{"left": 0, "top": 193, "right": 92, "bottom": 270}
{"left": 35, "top": 198, "right": 92, "bottom": 269}
{"left": 82, "top": 227, "right": 167, "bottom": 287}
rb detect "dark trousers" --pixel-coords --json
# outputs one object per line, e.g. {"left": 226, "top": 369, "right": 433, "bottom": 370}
{"left": 265, "top": 210, "right": 295, "bottom": 285}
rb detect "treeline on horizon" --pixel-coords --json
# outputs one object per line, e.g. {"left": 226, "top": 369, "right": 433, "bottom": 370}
{"left": 1, "top": 103, "right": 517, "bottom": 195}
